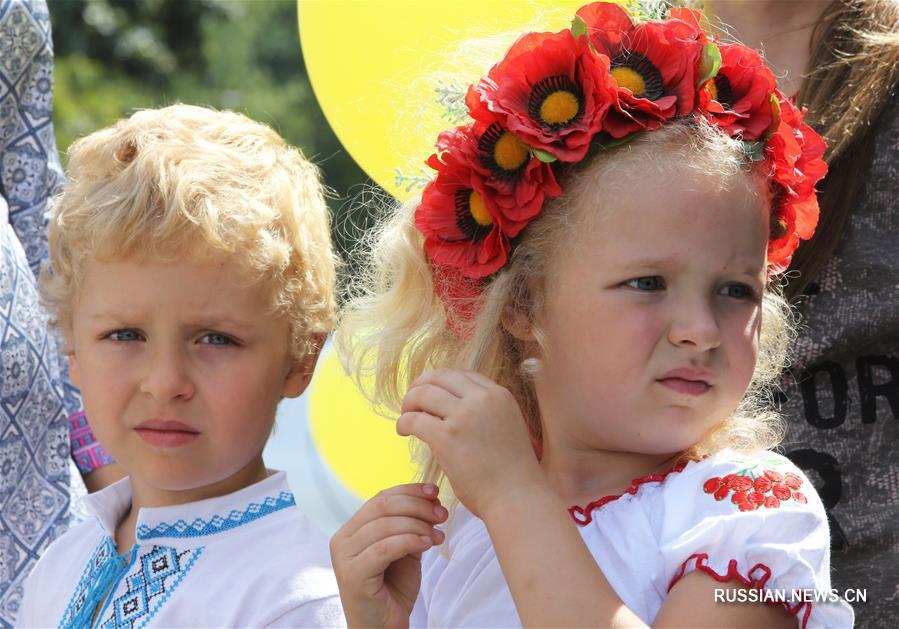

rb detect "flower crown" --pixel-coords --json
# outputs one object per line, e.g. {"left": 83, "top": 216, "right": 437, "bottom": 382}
{"left": 413, "top": 2, "right": 827, "bottom": 333}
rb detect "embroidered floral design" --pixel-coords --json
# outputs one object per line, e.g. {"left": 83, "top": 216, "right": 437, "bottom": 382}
{"left": 703, "top": 464, "right": 807, "bottom": 511}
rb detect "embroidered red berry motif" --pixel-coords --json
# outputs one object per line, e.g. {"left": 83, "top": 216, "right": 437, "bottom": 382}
{"left": 771, "top": 483, "right": 792, "bottom": 500}
{"left": 702, "top": 465, "right": 807, "bottom": 511}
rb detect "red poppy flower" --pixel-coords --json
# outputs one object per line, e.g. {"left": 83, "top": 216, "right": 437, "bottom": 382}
{"left": 699, "top": 43, "right": 779, "bottom": 141}
{"left": 764, "top": 96, "right": 827, "bottom": 273}
{"left": 767, "top": 97, "right": 828, "bottom": 198}
{"left": 767, "top": 186, "right": 822, "bottom": 274}
{"left": 666, "top": 7, "right": 709, "bottom": 43}
{"left": 576, "top": 1, "right": 704, "bottom": 138}
{"left": 448, "top": 118, "right": 562, "bottom": 234}
{"left": 766, "top": 195, "right": 801, "bottom": 275}
{"left": 415, "top": 132, "right": 512, "bottom": 279}
{"left": 467, "top": 28, "right": 616, "bottom": 162}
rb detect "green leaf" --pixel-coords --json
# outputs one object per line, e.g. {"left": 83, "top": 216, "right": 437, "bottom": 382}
{"left": 571, "top": 15, "right": 587, "bottom": 40}
{"left": 533, "top": 148, "right": 558, "bottom": 163}
{"left": 696, "top": 42, "right": 722, "bottom": 88}
{"left": 596, "top": 133, "right": 637, "bottom": 151}
{"left": 743, "top": 140, "right": 766, "bottom": 162}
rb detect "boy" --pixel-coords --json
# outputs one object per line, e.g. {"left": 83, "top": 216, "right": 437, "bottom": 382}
{"left": 19, "top": 105, "right": 344, "bottom": 627}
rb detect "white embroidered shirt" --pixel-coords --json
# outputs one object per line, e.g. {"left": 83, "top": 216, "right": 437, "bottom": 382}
{"left": 19, "top": 471, "right": 345, "bottom": 628}
{"left": 412, "top": 449, "right": 854, "bottom": 628}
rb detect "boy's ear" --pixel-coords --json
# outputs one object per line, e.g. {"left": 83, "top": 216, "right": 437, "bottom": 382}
{"left": 68, "top": 355, "right": 80, "bottom": 388}
{"left": 282, "top": 334, "right": 327, "bottom": 399}
{"left": 500, "top": 307, "right": 536, "bottom": 342}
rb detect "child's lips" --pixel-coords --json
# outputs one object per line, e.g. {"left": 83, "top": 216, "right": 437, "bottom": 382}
{"left": 134, "top": 419, "right": 200, "bottom": 447}
{"left": 657, "top": 377, "right": 712, "bottom": 396}
{"left": 657, "top": 367, "right": 713, "bottom": 396}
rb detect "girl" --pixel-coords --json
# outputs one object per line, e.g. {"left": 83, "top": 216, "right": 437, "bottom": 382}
{"left": 331, "top": 2, "right": 853, "bottom": 627}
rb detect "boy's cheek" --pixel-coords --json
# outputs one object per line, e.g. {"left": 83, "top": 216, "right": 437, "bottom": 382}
{"left": 67, "top": 355, "right": 80, "bottom": 387}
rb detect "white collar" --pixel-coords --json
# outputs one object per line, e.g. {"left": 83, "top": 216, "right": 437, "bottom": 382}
{"left": 81, "top": 470, "right": 295, "bottom": 546}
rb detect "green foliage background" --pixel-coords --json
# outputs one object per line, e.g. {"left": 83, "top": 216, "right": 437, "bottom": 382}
{"left": 49, "top": 0, "right": 372, "bottom": 262}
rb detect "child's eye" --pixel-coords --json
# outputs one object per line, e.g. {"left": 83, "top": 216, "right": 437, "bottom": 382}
{"left": 625, "top": 276, "right": 664, "bottom": 291}
{"left": 199, "top": 332, "right": 236, "bottom": 346}
{"left": 105, "top": 329, "right": 142, "bottom": 342}
{"left": 719, "top": 283, "right": 756, "bottom": 300}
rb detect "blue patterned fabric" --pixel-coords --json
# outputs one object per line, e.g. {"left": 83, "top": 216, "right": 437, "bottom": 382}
{"left": 136, "top": 491, "right": 296, "bottom": 540}
{"left": 57, "top": 486, "right": 295, "bottom": 627}
{"left": 58, "top": 538, "right": 203, "bottom": 629}
{"left": 0, "top": 1, "right": 80, "bottom": 625}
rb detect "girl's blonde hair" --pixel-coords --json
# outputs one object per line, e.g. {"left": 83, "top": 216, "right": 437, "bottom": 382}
{"left": 41, "top": 104, "right": 337, "bottom": 360}
{"left": 337, "top": 119, "right": 794, "bottom": 483}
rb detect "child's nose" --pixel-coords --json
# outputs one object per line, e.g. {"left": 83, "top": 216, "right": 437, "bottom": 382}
{"left": 667, "top": 299, "right": 722, "bottom": 352}
{"left": 139, "top": 347, "right": 195, "bottom": 401}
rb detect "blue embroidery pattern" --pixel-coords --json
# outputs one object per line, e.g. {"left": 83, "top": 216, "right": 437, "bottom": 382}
{"left": 136, "top": 491, "right": 295, "bottom": 540}
{"left": 97, "top": 545, "right": 203, "bottom": 629}
{"left": 57, "top": 539, "right": 203, "bottom": 629}
{"left": 58, "top": 538, "right": 128, "bottom": 629}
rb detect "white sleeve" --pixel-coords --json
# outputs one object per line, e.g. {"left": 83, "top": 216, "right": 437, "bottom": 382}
{"left": 656, "top": 451, "right": 854, "bottom": 628}
{"left": 409, "top": 545, "right": 440, "bottom": 629}
{"left": 16, "top": 568, "right": 39, "bottom": 628}
{"left": 265, "top": 595, "right": 346, "bottom": 628}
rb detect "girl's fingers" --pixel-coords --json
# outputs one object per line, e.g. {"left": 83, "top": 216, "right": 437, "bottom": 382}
{"left": 460, "top": 369, "right": 497, "bottom": 388}
{"left": 335, "top": 484, "right": 440, "bottom": 538}
{"left": 350, "top": 533, "right": 435, "bottom": 581}
{"left": 412, "top": 368, "right": 481, "bottom": 398}
{"left": 396, "top": 411, "right": 443, "bottom": 442}
{"left": 345, "top": 515, "right": 446, "bottom": 558}
{"left": 401, "top": 382, "right": 461, "bottom": 417}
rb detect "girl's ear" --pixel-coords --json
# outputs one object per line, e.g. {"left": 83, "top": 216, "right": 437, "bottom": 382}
{"left": 501, "top": 307, "right": 536, "bottom": 342}
{"left": 282, "top": 334, "right": 327, "bottom": 399}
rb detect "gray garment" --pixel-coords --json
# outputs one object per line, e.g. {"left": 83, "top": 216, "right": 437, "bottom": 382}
{"left": 778, "top": 89, "right": 899, "bottom": 627}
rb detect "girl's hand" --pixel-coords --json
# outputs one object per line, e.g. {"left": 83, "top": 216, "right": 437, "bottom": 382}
{"left": 398, "top": 368, "right": 546, "bottom": 520}
{"left": 330, "top": 483, "right": 447, "bottom": 628}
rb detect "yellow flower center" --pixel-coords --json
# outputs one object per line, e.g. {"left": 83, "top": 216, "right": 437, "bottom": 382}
{"left": 539, "top": 91, "right": 581, "bottom": 126}
{"left": 493, "top": 131, "right": 529, "bottom": 172}
{"left": 468, "top": 191, "right": 492, "bottom": 227}
{"left": 611, "top": 66, "right": 647, "bottom": 97}
{"left": 705, "top": 78, "right": 718, "bottom": 102}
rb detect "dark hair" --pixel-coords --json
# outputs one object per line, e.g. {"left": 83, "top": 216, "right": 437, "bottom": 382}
{"left": 786, "top": 0, "right": 899, "bottom": 298}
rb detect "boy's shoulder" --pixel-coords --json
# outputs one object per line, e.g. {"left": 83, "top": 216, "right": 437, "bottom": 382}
{"left": 153, "top": 472, "right": 340, "bottom": 616}
{"left": 19, "top": 515, "right": 109, "bottom": 626}
{"left": 26, "top": 514, "right": 107, "bottom": 580}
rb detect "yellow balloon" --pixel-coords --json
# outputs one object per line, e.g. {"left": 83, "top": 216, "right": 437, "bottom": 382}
{"left": 308, "top": 345, "right": 416, "bottom": 499}
{"left": 299, "top": 0, "right": 622, "bottom": 501}
{"left": 299, "top": 0, "right": 589, "bottom": 201}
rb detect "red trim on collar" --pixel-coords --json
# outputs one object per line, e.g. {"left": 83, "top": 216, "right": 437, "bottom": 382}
{"left": 567, "top": 460, "right": 690, "bottom": 525}
{"left": 668, "top": 553, "right": 812, "bottom": 628}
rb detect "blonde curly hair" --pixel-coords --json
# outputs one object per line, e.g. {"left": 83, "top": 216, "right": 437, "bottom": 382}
{"left": 337, "top": 118, "right": 794, "bottom": 483}
{"left": 41, "top": 104, "right": 337, "bottom": 360}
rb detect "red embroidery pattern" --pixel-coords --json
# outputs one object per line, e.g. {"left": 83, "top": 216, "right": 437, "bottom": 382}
{"left": 568, "top": 460, "right": 690, "bottom": 525}
{"left": 703, "top": 467, "right": 807, "bottom": 511}
{"left": 669, "top": 553, "right": 812, "bottom": 629}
